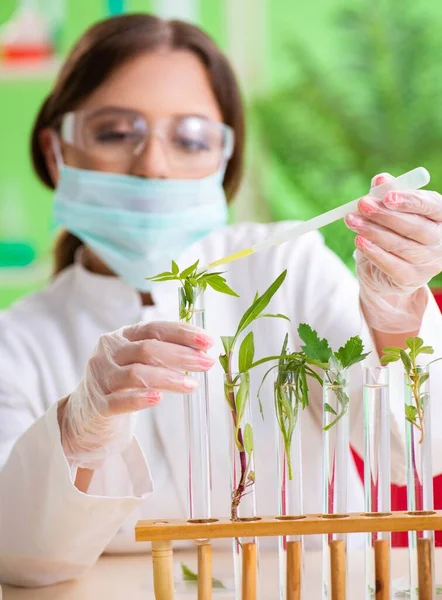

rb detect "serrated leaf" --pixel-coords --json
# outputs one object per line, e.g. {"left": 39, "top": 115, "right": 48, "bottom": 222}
{"left": 180, "top": 260, "right": 200, "bottom": 279}
{"left": 324, "top": 402, "right": 337, "bottom": 415}
{"left": 244, "top": 423, "right": 254, "bottom": 456}
{"left": 234, "top": 271, "right": 287, "bottom": 341}
{"left": 400, "top": 349, "right": 412, "bottom": 373}
{"left": 334, "top": 336, "right": 369, "bottom": 369}
{"left": 298, "top": 323, "right": 332, "bottom": 363}
{"left": 238, "top": 331, "right": 255, "bottom": 373}
{"left": 172, "top": 260, "right": 179, "bottom": 275}
{"left": 206, "top": 274, "right": 239, "bottom": 297}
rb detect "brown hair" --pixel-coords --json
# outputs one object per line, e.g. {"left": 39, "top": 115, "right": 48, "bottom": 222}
{"left": 31, "top": 13, "right": 245, "bottom": 274}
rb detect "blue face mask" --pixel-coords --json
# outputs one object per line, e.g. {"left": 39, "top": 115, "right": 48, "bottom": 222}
{"left": 53, "top": 165, "right": 228, "bottom": 291}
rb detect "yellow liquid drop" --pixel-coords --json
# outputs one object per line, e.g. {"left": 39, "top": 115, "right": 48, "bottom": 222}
{"left": 208, "top": 247, "right": 255, "bottom": 269}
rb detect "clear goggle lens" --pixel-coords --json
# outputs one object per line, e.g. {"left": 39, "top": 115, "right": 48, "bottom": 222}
{"left": 60, "top": 108, "right": 235, "bottom": 176}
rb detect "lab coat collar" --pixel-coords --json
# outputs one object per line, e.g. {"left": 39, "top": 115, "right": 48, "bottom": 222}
{"left": 71, "top": 248, "right": 178, "bottom": 327}
{"left": 71, "top": 248, "right": 143, "bottom": 327}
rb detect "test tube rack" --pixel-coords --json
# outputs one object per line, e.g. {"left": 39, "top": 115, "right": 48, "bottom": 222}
{"left": 136, "top": 510, "right": 440, "bottom": 600}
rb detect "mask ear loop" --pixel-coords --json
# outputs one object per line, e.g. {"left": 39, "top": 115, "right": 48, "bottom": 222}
{"left": 50, "top": 131, "right": 64, "bottom": 172}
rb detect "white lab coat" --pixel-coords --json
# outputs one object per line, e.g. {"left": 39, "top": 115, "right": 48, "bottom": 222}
{"left": 1, "top": 221, "right": 442, "bottom": 587}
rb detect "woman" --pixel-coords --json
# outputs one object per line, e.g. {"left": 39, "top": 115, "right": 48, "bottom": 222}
{"left": 1, "top": 13, "right": 442, "bottom": 587}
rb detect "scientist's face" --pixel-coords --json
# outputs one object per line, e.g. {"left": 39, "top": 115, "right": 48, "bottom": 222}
{"left": 58, "top": 49, "right": 224, "bottom": 179}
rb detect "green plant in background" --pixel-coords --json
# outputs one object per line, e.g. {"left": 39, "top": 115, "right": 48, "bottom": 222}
{"left": 381, "top": 337, "right": 441, "bottom": 443}
{"left": 219, "top": 270, "right": 289, "bottom": 520}
{"left": 147, "top": 260, "right": 238, "bottom": 322}
{"left": 253, "top": 0, "right": 442, "bottom": 285}
{"left": 298, "top": 324, "right": 370, "bottom": 429}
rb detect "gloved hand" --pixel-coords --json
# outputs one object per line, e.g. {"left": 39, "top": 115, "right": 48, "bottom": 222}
{"left": 345, "top": 173, "right": 442, "bottom": 333}
{"left": 59, "top": 321, "right": 215, "bottom": 469}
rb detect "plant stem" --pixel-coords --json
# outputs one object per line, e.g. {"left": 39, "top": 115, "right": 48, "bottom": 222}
{"left": 323, "top": 371, "right": 349, "bottom": 430}
{"left": 409, "top": 368, "right": 425, "bottom": 443}
{"left": 227, "top": 351, "right": 250, "bottom": 521}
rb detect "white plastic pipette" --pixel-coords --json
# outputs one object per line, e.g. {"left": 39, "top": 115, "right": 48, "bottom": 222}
{"left": 206, "top": 167, "right": 430, "bottom": 270}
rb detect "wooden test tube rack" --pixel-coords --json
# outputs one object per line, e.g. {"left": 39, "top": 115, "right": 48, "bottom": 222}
{"left": 136, "top": 510, "right": 440, "bottom": 600}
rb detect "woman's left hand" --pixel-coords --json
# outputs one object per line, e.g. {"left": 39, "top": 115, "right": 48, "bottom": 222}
{"left": 345, "top": 173, "right": 442, "bottom": 333}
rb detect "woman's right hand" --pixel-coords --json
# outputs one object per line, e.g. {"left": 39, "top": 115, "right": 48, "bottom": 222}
{"left": 58, "top": 321, "right": 215, "bottom": 469}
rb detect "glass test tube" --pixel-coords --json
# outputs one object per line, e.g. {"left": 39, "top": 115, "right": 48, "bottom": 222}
{"left": 322, "top": 371, "right": 350, "bottom": 600}
{"left": 363, "top": 366, "right": 391, "bottom": 599}
{"left": 405, "top": 366, "right": 434, "bottom": 600}
{"left": 224, "top": 372, "right": 258, "bottom": 600}
{"left": 179, "top": 287, "right": 212, "bottom": 521}
{"left": 275, "top": 378, "right": 304, "bottom": 600}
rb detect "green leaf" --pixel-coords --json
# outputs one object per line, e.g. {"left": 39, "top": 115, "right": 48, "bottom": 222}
{"left": 334, "top": 336, "right": 370, "bottom": 369}
{"left": 183, "top": 280, "right": 194, "bottom": 305}
{"left": 172, "top": 260, "right": 179, "bottom": 276}
{"left": 418, "top": 346, "right": 434, "bottom": 355}
{"left": 419, "top": 372, "right": 430, "bottom": 385}
{"left": 243, "top": 423, "right": 254, "bottom": 456}
{"left": 234, "top": 271, "right": 287, "bottom": 341}
{"left": 221, "top": 336, "right": 234, "bottom": 354}
{"left": 324, "top": 402, "right": 337, "bottom": 415}
{"left": 382, "top": 347, "right": 402, "bottom": 354}
{"left": 205, "top": 274, "right": 239, "bottom": 297}
{"left": 181, "top": 563, "right": 225, "bottom": 589}
{"left": 259, "top": 313, "right": 291, "bottom": 321}
{"left": 238, "top": 331, "right": 255, "bottom": 373}
{"left": 145, "top": 270, "right": 174, "bottom": 281}
{"left": 181, "top": 563, "right": 198, "bottom": 582}
{"left": 256, "top": 364, "right": 278, "bottom": 419}
{"left": 406, "top": 337, "right": 423, "bottom": 358}
{"left": 405, "top": 404, "right": 418, "bottom": 424}
{"left": 304, "top": 357, "right": 330, "bottom": 370}
{"left": 180, "top": 260, "right": 200, "bottom": 279}
{"left": 247, "top": 470, "right": 255, "bottom": 482}
{"left": 400, "top": 349, "right": 412, "bottom": 373}
{"left": 381, "top": 353, "right": 401, "bottom": 365}
{"left": 235, "top": 372, "right": 250, "bottom": 430}
{"left": 219, "top": 354, "right": 228, "bottom": 373}
{"left": 298, "top": 323, "right": 333, "bottom": 363}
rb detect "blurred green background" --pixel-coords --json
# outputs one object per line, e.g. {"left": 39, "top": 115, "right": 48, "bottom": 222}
{"left": 1, "top": 0, "right": 442, "bottom": 309}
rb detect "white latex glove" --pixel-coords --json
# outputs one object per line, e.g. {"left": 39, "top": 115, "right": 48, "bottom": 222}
{"left": 59, "top": 321, "right": 215, "bottom": 469}
{"left": 345, "top": 173, "right": 442, "bottom": 333}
